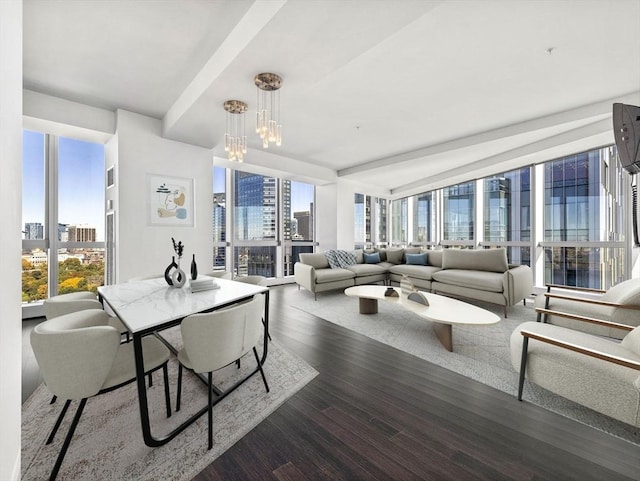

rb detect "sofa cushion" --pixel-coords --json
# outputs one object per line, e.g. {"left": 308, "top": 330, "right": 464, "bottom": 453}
{"left": 363, "top": 252, "right": 381, "bottom": 264}
{"left": 346, "top": 263, "right": 387, "bottom": 277}
{"left": 403, "top": 247, "right": 421, "bottom": 262}
{"left": 386, "top": 248, "right": 404, "bottom": 264}
{"left": 353, "top": 249, "right": 364, "bottom": 264}
{"left": 299, "top": 252, "right": 329, "bottom": 269}
{"left": 315, "top": 267, "right": 355, "bottom": 284}
{"left": 442, "top": 248, "right": 508, "bottom": 273}
{"left": 432, "top": 269, "right": 504, "bottom": 293}
{"left": 427, "top": 250, "right": 443, "bottom": 268}
{"left": 406, "top": 253, "right": 427, "bottom": 265}
{"left": 389, "top": 264, "right": 441, "bottom": 281}
{"left": 621, "top": 326, "right": 640, "bottom": 355}
{"left": 325, "top": 249, "right": 358, "bottom": 269}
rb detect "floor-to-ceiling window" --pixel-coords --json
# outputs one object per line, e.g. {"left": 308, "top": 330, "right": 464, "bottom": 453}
{"left": 542, "top": 146, "right": 625, "bottom": 289}
{"left": 391, "top": 198, "right": 407, "bottom": 246}
{"left": 412, "top": 191, "right": 437, "bottom": 248}
{"left": 22, "top": 131, "right": 105, "bottom": 311}
{"left": 482, "top": 167, "right": 531, "bottom": 265}
{"left": 442, "top": 181, "right": 474, "bottom": 247}
{"left": 216, "top": 167, "right": 315, "bottom": 279}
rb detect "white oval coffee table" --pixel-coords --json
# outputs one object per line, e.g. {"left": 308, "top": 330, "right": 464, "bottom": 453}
{"left": 345, "top": 285, "right": 500, "bottom": 352}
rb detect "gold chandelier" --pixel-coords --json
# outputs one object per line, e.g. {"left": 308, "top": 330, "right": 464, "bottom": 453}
{"left": 223, "top": 100, "right": 248, "bottom": 162}
{"left": 254, "top": 72, "right": 282, "bottom": 148}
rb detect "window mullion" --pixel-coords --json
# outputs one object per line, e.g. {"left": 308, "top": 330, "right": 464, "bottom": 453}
{"left": 46, "top": 134, "right": 60, "bottom": 297}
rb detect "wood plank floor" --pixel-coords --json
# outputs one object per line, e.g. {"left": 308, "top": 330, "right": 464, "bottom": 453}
{"left": 23, "top": 284, "right": 640, "bottom": 480}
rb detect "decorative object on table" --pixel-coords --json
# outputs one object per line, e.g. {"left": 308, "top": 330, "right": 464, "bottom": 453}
{"left": 163, "top": 256, "right": 179, "bottom": 286}
{"left": 190, "top": 254, "right": 198, "bottom": 280}
{"left": 400, "top": 274, "right": 416, "bottom": 297}
{"left": 407, "top": 291, "right": 430, "bottom": 306}
{"left": 190, "top": 277, "right": 219, "bottom": 293}
{"left": 384, "top": 287, "right": 399, "bottom": 297}
{"left": 165, "top": 238, "right": 186, "bottom": 287}
{"left": 148, "top": 173, "right": 194, "bottom": 226}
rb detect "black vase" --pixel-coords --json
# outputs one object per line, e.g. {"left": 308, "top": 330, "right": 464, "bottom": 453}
{"left": 164, "top": 256, "right": 181, "bottom": 286}
{"left": 190, "top": 254, "right": 198, "bottom": 280}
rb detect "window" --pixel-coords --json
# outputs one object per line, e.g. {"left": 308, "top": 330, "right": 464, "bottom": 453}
{"left": 412, "top": 192, "right": 436, "bottom": 246}
{"left": 22, "top": 131, "right": 105, "bottom": 308}
{"left": 212, "top": 166, "right": 227, "bottom": 270}
{"left": 391, "top": 198, "right": 407, "bottom": 245}
{"left": 443, "top": 181, "right": 474, "bottom": 243}
{"left": 285, "top": 180, "right": 315, "bottom": 275}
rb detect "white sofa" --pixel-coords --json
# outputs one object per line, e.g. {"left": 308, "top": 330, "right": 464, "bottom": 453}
{"left": 295, "top": 247, "right": 533, "bottom": 316}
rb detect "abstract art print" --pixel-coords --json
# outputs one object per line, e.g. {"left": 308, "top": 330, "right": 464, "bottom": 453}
{"left": 148, "top": 174, "right": 194, "bottom": 226}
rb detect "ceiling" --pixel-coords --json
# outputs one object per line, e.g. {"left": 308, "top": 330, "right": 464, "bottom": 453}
{"left": 23, "top": 0, "right": 640, "bottom": 197}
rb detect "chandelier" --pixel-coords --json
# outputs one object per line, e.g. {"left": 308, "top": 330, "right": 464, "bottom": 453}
{"left": 254, "top": 72, "right": 282, "bottom": 148}
{"left": 223, "top": 100, "right": 248, "bottom": 162}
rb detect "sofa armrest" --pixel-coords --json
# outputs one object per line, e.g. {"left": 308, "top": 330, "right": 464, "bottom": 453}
{"left": 294, "top": 262, "right": 317, "bottom": 293}
{"left": 543, "top": 293, "right": 640, "bottom": 310}
{"left": 503, "top": 265, "right": 533, "bottom": 306}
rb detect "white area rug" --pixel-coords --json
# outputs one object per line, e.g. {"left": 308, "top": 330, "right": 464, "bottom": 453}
{"left": 21, "top": 330, "right": 318, "bottom": 481}
{"left": 291, "top": 288, "right": 639, "bottom": 445}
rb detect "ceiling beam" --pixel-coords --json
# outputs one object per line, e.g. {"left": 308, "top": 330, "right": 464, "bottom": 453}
{"left": 390, "top": 117, "right": 612, "bottom": 196}
{"left": 162, "top": 0, "right": 286, "bottom": 138}
{"left": 338, "top": 91, "right": 639, "bottom": 179}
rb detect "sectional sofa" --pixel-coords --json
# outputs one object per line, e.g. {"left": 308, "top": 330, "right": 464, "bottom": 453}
{"left": 294, "top": 247, "right": 533, "bottom": 316}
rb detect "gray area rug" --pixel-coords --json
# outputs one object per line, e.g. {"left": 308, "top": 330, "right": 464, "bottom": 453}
{"left": 21, "top": 329, "right": 318, "bottom": 481}
{"left": 291, "top": 288, "right": 639, "bottom": 445}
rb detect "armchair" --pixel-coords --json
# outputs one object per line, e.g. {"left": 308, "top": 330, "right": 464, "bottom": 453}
{"left": 535, "top": 278, "right": 640, "bottom": 339}
{"left": 511, "top": 308, "right": 640, "bottom": 427}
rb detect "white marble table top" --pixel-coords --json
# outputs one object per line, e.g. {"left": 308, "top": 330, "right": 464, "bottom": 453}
{"left": 344, "top": 285, "right": 500, "bottom": 326}
{"left": 98, "top": 276, "right": 267, "bottom": 333}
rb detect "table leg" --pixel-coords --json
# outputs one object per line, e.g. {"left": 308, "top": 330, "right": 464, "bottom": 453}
{"left": 432, "top": 323, "right": 453, "bottom": 352}
{"left": 359, "top": 297, "right": 378, "bottom": 314}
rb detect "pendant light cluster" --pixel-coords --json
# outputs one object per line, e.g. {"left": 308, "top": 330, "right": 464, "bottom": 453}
{"left": 223, "top": 72, "right": 283, "bottom": 162}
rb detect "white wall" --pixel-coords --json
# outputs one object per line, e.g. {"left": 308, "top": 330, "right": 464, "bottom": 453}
{"left": 315, "top": 183, "right": 338, "bottom": 251}
{"left": 110, "top": 110, "right": 214, "bottom": 282}
{"left": 0, "top": 1, "right": 23, "bottom": 479}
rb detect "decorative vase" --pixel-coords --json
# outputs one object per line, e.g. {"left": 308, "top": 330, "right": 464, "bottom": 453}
{"left": 164, "top": 256, "right": 179, "bottom": 286}
{"left": 190, "top": 254, "right": 198, "bottom": 280}
{"left": 171, "top": 263, "right": 186, "bottom": 288}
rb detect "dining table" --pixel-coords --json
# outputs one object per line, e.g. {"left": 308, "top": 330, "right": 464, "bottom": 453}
{"left": 97, "top": 275, "right": 269, "bottom": 447}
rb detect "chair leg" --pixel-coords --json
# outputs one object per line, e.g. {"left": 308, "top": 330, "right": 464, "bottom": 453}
{"left": 176, "top": 364, "right": 183, "bottom": 412}
{"left": 50, "top": 395, "right": 57, "bottom": 404}
{"left": 148, "top": 372, "right": 153, "bottom": 387}
{"left": 253, "top": 347, "right": 270, "bottom": 393}
{"left": 162, "top": 364, "right": 172, "bottom": 418}
{"left": 50, "top": 398, "right": 87, "bottom": 481}
{"left": 46, "top": 399, "right": 71, "bottom": 445}
{"left": 517, "top": 337, "right": 529, "bottom": 401}
{"left": 236, "top": 359, "right": 241, "bottom": 369}
{"left": 207, "top": 371, "right": 213, "bottom": 450}
{"left": 262, "top": 319, "right": 272, "bottom": 341}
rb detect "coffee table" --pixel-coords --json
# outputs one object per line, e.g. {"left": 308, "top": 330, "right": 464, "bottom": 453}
{"left": 344, "top": 285, "right": 500, "bottom": 352}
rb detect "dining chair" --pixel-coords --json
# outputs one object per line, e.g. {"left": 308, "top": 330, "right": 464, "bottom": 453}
{"left": 233, "top": 275, "right": 270, "bottom": 341}
{"left": 175, "top": 295, "right": 269, "bottom": 449}
{"left": 31, "top": 309, "right": 172, "bottom": 481}
{"left": 43, "top": 291, "right": 130, "bottom": 342}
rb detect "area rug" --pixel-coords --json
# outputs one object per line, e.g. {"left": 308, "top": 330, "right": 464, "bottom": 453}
{"left": 21, "top": 330, "right": 318, "bottom": 481}
{"left": 290, "top": 288, "right": 640, "bottom": 445}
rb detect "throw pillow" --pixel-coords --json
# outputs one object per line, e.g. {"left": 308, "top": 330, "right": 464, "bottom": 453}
{"left": 405, "top": 253, "right": 428, "bottom": 265}
{"left": 385, "top": 248, "right": 404, "bottom": 265}
{"left": 363, "top": 252, "right": 381, "bottom": 264}
{"left": 324, "top": 250, "right": 341, "bottom": 269}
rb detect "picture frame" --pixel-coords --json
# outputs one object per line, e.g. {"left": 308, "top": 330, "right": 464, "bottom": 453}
{"left": 147, "top": 174, "right": 195, "bottom": 227}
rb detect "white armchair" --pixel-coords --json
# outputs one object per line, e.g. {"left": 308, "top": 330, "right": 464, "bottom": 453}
{"left": 511, "top": 309, "right": 640, "bottom": 427}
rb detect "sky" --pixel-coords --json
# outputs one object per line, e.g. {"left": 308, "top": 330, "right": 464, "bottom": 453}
{"left": 23, "top": 130, "right": 106, "bottom": 240}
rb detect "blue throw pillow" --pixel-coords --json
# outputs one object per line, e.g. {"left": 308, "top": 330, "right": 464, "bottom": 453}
{"left": 363, "top": 252, "right": 381, "bottom": 264}
{"left": 405, "top": 253, "right": 427, "bottom": 265}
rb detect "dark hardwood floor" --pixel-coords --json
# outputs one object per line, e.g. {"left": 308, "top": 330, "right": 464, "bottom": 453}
{"left": 23, "top": 284, "right": 640, "bottom": 480}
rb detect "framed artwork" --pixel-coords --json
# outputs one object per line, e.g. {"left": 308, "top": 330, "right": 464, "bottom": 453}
{"left": 148, "top": 174, "right": 195, "bottom": 227}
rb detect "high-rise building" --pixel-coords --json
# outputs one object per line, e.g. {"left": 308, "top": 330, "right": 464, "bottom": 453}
{"left": 24, "top": 222, "right": 43, "bottom": 240}
{"left": 68, "top": 225, "right": 96, "bottom": 242}
{"left": 294, "top": 210, "right": 312, "bottom": 241}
